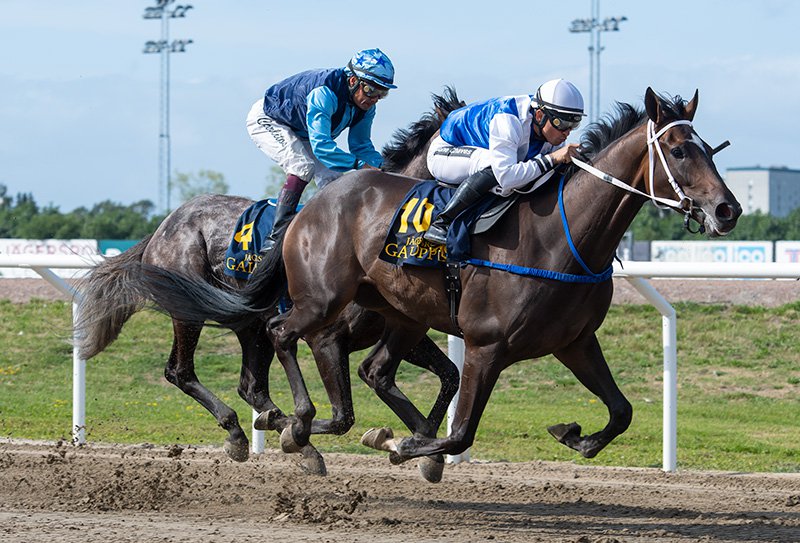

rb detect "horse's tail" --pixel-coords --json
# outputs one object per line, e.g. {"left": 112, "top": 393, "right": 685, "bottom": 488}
{"left": 74, "top": 235, "right": 152, "bottom": 359}
{"left": 382, "top": 86, "right": 464, "bottom": 173}
{"left": 138, "top": 236, "right": 286, "bottom": 329}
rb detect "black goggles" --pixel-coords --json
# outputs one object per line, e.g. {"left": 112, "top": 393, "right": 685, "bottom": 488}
{"left": 543, "top": 110, "right": 582, "bottom": 132}
{"left": 359, "top": 80, "right": 390, "bottom": 99}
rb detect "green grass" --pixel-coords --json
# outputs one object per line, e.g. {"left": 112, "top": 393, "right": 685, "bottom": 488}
{"left": 0, "top": 299, "right": 798, "bottom": 472}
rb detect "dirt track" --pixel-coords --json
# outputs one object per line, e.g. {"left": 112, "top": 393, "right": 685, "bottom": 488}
{"left": 1, "top": 440, "right": 798, "bottom": 543}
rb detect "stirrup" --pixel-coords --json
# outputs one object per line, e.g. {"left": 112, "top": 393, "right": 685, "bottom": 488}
{"left": 423, "top": 224, "right": 448, "bottom": 245}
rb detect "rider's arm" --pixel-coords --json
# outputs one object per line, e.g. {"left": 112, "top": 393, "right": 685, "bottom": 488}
{"left": 306, "top": 86, "right": 363, "bottom": 172}
{"left": 488, "top": 114, "right": 558, "bottom": 195}
{"left": 347, "top": 107, "right": 383, "bottom": 168}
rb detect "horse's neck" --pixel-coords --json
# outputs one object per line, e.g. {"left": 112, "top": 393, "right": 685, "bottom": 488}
{"left": 559, "top": 126, "right": 650, "bottom": 271}
{"left": 396, "top": 150, "right": 433, "bottom": 179}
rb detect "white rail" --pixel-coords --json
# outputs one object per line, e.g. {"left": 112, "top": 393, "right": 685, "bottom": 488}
{"left": 4, "top": 256, "right": 799, "bottom": 471}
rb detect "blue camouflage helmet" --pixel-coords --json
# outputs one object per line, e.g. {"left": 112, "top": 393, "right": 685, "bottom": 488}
{"left": 345, "top": 48, "right": 397, "bottom": 89}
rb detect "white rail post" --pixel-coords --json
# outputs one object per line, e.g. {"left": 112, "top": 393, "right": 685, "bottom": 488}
{"left": 446, "top": 335, "right": 470, "bottom": 464}
{"left": 251, "top": 409, "right": 265, "bottom": 454}
{"left": 624, "top": 276, "right": 677, "bottom": 472}
{"left": 31, "top": 265, "right": 87, "bottom": 445}
{"left": 72, "top": 300, "right": 87, "bottom": 444}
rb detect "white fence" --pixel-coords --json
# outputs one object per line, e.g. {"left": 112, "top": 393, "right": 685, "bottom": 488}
{"left": 3, "top": 254, "right": 798, "bottom": 472}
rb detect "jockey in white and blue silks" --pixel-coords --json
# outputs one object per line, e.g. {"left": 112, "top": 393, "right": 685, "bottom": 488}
{"left": 246, "top": 48, "right": 396, "bottom": 251}
{"left": 423, "top": 79, "right": 586, "bottom": 245}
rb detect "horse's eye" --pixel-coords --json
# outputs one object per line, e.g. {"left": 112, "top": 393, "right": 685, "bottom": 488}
{"left": 670, "top": 147, "right": 685, "bottom": 159}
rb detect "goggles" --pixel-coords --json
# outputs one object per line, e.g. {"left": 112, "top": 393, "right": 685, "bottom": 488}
{"left": 359, "top": 80, "right": 390, "bottom": 99}
{"left": 543, "top": 109, "right": 582, "bottom": 132}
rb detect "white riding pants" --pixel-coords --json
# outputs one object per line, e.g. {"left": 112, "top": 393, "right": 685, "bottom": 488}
{"left": 246, "top": 99, "right": 341, "bottom": 189}
{"left": 426, "top": 135, "right": 494, "bottom": 185}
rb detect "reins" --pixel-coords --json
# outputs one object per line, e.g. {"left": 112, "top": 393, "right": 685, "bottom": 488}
{"left": 461, "top": 118, "right": 699, "bottom": 286}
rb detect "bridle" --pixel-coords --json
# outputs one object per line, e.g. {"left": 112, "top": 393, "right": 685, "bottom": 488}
{"left": 571, "top": 119, "right": 707, "bottom": 234}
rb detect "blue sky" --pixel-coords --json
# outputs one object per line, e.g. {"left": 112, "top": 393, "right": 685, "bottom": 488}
{"left": 1, "top": 0, "right": 798, "bottom": 212}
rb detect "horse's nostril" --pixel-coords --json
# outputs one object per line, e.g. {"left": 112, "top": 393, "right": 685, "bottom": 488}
{"left": 716, "top": 203, "right": 737, "bottom": 222}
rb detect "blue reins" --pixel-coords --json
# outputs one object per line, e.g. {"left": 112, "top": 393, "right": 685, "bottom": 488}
{"left": 464, "top": 173, "right": 613, "bottom": 284}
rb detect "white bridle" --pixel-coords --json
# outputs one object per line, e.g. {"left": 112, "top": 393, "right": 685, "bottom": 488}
{"left": 571, "top": 119, "right": 694, "bottom": 213}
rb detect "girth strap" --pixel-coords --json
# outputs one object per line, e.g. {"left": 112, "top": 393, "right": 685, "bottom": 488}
{"left": 444, "top": 262, "right": 464, "bottom": 337}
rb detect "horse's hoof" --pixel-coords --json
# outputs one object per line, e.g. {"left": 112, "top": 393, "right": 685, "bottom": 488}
{"left": 417, "top": 455, "right": 444, "bottom": 483}
{"left": 547, "top": 422, "right": 582, "bottom": 444}
{"left": 291, "top": 422, "right": 310, "bottom": 448}
{"left": 388, "top": 451, "right": 405, "bottom": 465}
{"left": 280, "top": 426, "right": 302, "bottom": 454}
{"left": 361, "top": 427, "right": 394, "bottom": 452}
{"left": 223, "top": 438, "right": 250, "bottom": 462}
{"left": 299, "top": 444, "right": 327, "bottom": 476}
{"left": 254, "top": 408, "right": 283, "bottom": 431}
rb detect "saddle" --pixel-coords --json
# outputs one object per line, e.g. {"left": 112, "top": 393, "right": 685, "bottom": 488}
{"left": 379, "top": 181, "right": 518, "bottom": 268}
{"left": 223, "top": 198, "right": 302, "bottom": 280}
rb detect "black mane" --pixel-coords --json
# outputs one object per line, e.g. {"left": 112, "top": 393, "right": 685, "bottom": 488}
{"left": 381, "top": 86, "right": 464, "bottom": 173}
{"left": 580, "top": 93, "right": 689, "bottom": 160}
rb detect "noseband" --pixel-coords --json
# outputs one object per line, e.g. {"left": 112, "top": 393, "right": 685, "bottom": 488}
{"left": 572, "top": 119, "right": 705, "bottom": 233}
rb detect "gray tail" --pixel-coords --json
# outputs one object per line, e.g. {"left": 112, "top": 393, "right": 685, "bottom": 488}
{"left": 73, "top": 236, "right": 151, "bottom": 359}
{"left": 137, "top": 236, "right": 286, "bottom": 329}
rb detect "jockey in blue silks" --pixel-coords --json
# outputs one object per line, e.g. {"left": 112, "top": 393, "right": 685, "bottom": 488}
{"left": 424, "top": 79, "right": 586, "bottom": 245}
{"left": 246, "top": 48, "right": 397, "bottom": 251}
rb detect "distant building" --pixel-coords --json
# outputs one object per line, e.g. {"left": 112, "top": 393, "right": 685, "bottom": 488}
{"left": 725, "top": 166, "right": 800, "bottom": 217}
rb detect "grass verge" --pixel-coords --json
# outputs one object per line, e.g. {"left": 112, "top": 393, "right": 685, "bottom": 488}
{"left": 0, "top": 299, "right": 797, "bottom": 472}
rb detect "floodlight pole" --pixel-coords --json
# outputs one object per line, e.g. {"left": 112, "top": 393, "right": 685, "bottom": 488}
{"left": 143, "top": 0, "right": 193, "bottom": 214}
{"left": 569, "top": 0, "right": 626, "bottom": 123}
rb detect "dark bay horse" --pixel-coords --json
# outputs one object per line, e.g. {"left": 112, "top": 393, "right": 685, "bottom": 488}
{"left": 75, "top": 89, "right": 464, "bottom": 476}
{"left": 139, "top": 87, "right": 741, "bottom": 469}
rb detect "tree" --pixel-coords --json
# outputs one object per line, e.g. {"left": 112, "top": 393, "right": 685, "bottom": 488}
{"left": 172, "top": 170, "right": 229, "bottom": 205}
{"left": 0, "top": 191, "right": 39, "bottom": 238}
{"left": 263, "top": 165, "right": 285, "bottom": 199}
{"left": 628, "top": 205, "right": 685, "bottom": 241}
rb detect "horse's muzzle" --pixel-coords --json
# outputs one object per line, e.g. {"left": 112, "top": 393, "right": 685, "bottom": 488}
{"left": 701, "top": 200, "right": 742, "bottom": 237}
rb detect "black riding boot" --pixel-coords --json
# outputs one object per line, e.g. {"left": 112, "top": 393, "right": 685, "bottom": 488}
{"left": 423, "top": 167, "right": 497, "bottom": 245}
{"left": 262, "top": 189, "right": 303, "bottom": 252}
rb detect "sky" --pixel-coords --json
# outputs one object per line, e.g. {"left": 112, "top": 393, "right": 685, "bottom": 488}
{"left": 1, "top": 0, "right": 799, "bottom": 213}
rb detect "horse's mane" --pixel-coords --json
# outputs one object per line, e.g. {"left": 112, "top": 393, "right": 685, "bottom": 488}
{"left": 382, "top": 86, "right": 464, "bottom": 173}
{"left": 579, "top": 93, "right": 689, "bottom": 160}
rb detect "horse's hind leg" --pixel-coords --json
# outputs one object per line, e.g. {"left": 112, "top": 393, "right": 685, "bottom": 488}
{"left": 269, "top": 277, "right": 361, "bottom": 449}
{"left": 358, "top": 322, "right": 433, "bottom": 436}
{"left": 549, "top": 333, "right": 633, "bottom": 458}
{"left": 304, "top": 326, "right": 355, "bottom": 435}
{"left": 165, "top": 319, "right": 249, "bottom": 462}
{"left": 403, "top": 335, "right": 460, "bottom": 437}
{"left": 379, "top": 342, "right": 504, "bottom": 461}
{"left": 359, "top": 324, "right": 459, "bottom": 483}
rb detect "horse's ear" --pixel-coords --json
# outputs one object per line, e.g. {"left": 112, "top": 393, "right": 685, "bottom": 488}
{"left": 644, "top": 87, "right": 660, "bottom": 122}
{"left": 684, "top": 89, "right": 699, "bottom": 121}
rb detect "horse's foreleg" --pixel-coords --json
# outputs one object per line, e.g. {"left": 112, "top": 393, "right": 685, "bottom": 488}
{"left": 551, "top": 334, "right": 633, "bottom": 458}
{"left": 166, "top": 319, "right": 249, "bottom": 462}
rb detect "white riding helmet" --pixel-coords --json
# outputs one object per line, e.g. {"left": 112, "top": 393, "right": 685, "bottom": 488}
{"left": 534, "top": 79, "right": 585, "bottom": 117}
